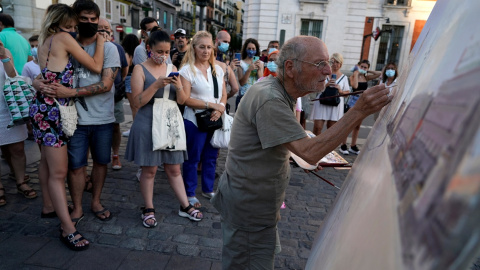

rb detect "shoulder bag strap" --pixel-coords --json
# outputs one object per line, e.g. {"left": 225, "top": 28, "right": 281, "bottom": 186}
{"left": 162, "top": 64, "right": 173, "bottom": 100}
{"left": 210, "top": 64, "right": 219, "bottom": 99}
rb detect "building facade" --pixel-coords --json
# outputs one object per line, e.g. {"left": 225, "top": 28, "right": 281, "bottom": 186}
{"left": 242, "top": 0, "right": 436, "bottom": 72}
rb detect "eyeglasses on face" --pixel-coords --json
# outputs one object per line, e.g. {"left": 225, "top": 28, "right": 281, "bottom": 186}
{"left": 293, "top": 59, "right": 333, "bottom": 70}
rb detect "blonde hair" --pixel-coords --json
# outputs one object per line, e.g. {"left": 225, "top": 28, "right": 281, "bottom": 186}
{"left": 39, "top": 4, "right": 78, "bottom": 45}
{"left": 180, "top": 31, "right": 216, "bottom": 77}
{"left": 331, "top": 53, "right": 344, "bottom": 65}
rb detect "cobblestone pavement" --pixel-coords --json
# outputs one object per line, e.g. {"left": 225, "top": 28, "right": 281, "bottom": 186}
{"left": 0, "top": 120, "right": 358, "bottom": 270}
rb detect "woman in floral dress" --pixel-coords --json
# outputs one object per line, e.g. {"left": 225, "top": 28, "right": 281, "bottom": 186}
{"left": 29, "top": 4, "right": 105, "bottom": 251}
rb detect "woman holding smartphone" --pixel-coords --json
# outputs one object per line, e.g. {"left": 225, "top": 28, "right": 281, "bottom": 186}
{"left": 236, "top": 38, "right": 263, "bottom": 110}
{"left": 125, "top": 30, "right": 203, "bottom": 227}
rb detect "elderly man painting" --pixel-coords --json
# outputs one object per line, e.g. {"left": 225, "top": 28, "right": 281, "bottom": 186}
{"left": 211, "top": 36, "right": 392, "bottom": 269}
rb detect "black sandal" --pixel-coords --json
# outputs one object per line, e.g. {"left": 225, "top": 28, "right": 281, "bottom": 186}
{"left": 178, "top": 204, "right": 203, "bottom": 221}
{"left": 16, "top": 181, "right": 37, "bottom": 199}
{"left": 141, "top": 208, "right": 157, "bottom": 228}
{"left": 0, "top": 187, "right": 6, "bottom": 206}
{"left": 60, "top": 230, "right": 89, "bottom": 251}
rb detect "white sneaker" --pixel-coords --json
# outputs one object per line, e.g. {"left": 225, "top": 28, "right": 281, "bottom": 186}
{"left": 349, "top": 145, "right": 360, "bottom": 155}
{"left": 122, "top": 129, "right": 130, "bottom": 137}
{"left": 136, "top": 168, "right": 142, "bottom": 182}
{"left": 339, "top": 144, "right": 349, "bottom": 155}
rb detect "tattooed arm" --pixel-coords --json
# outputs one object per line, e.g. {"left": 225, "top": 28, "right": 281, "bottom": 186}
{"left": 43, "top": 67, "right": 119, "bottom": 98}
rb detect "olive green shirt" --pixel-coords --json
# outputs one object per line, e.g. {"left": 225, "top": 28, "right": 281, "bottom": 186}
{"left": 212, "top": 76, "right": 307, "bottom": 231}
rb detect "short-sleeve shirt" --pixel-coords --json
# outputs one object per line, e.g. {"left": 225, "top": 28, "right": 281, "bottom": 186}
{"left": 111, "top": 42, "right": 128, "bottom": 85}
{"left": 179, "top": 63, "right": 225, "bottom": 126}
{"left": 73, "top": 41, "right": 120, "bottom": 125}
{"left": 211, "top": 75, "right": 307, "bottom": 231}
{"left": 22, "top": 60, "right": 41, "bottom": 84}
{"left": 0, "top": 28, "right": 32, "bottom": 75}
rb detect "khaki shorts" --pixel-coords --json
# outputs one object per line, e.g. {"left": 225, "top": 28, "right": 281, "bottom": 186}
{"left": 114, "top": 101, "right": 125, "bottom": 124}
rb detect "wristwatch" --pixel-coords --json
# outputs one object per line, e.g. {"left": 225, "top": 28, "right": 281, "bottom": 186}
{"left": 0, "top": 57, "right": 11, "bottom": 63}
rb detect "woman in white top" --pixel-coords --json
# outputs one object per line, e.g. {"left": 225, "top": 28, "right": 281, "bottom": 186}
{"left": 310, "top": 53, "right": 350, "bottom": 135}
{"left": 179, "top": 31, "right": 227, "bottom": 208}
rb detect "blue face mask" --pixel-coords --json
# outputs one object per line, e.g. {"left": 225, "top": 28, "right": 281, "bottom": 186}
{"left": 246, "top": 49, "right": 256, "bottom": 58}
{"left": 218, "top": 42, "right": 229, "bottom": 53}
{"left": 358, "top": 69, "right": 367, "bottom": 75}
{"left": 58, "top": 27, "right": 77, "bottom": 39}
{"left": 31, "top": 47, "right": 38, "bottom": 58}
{"left": 385, "top": 69, "right": 396, "bottom": 77}
{"left": 268, "top": 48, "right": 278, "bottom": 55}
{"left": 266, "top": 61, "right": 277, "bottom": 73}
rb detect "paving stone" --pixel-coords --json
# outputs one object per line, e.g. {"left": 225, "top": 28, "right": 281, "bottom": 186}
{"left": 198, "top": 237, "right": 222, "bottom": 248}
{"left": 166, "top": 254, "right": 211, "bottom": 269}
{"left": 172, "top": 233, "right": 199, "bottom": 245}
{"left": 68, "top": 245, "right": 130, "bottom": 270}
{"left": 99, "top": 224, "right": 123, "bottom": 235}
{"left": 97, "top": 234, "right": 123, "bottom": 246}
{"left": 200, "top": 247, "right": 222, "bottom": 260}
{"left": 119, "top": 237, "right": 147, "bottom": 250}
{"left": 117, "top": 250, "right": 170, "bottom": 270}
{"left": 176, "top": 244, "right": 200, "bottom": 256}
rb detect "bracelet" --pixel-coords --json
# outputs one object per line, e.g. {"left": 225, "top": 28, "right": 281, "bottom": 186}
{"left": 219, "top": 102, "right": 225, "bottom": 107}
{"left": 1, "top": 57, "right": 11, "bottom": 63}
{"left": 205, "top": 101, "right": 209, "bottom": 109}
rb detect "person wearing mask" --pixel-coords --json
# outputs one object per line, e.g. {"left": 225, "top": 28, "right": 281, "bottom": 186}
{"left": 170, "top": 28, "right": 188, "bottom": 69}
{"left": 34, "top": 0, "right": 120, "bottom": 225}
{"left": 22, "top": 35, "right": 41, "bottom": 83}
{"left": 339, "top": 59, "right": 381, "bottom": 155}
{"left": 179, "top": 31, "right": 227, "bottom": 208}
{"left": 267, "top": 40, "right": 280, "bottom": 52}
{"left": 121, "top": 34, "right": 140, "bottom": 137}
{"left": 133, "top": 17, "right": 159, "bottom": 66}
{"left": 98, "top": 18, "right": 129, "bottom": 171}
{"left": 30, "top": 3, "right": 107, "bottom": 251}
{"left": 125, "top": 30, "right": 203, "bottom": 227}
{"left": 214, "top": 30, "right": 239, "bottom": 102}
{"left": 0, "top": 14, "right": 32, "bottom": 75}
{"left": 310, "top": 53, "right": 350, "bottom": 135}
{"left": 237, "top": 38, "right": 263, "bottom": 110}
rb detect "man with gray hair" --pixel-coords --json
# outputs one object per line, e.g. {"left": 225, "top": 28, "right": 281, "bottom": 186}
{"left": 211, "top": 35, "right": 392, "bottom": 269}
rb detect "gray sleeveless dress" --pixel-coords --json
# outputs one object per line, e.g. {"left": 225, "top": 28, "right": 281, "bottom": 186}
{"left": 125, "top": 64, "right": 187, "bottom": 166}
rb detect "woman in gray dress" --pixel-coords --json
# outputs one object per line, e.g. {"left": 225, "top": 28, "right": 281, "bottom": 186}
{"left": 125, "top": 30, "right": 203, "bottom": 228}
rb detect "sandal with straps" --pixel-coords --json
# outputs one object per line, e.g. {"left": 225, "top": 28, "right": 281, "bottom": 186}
{"left": 60, "top": 230, "right": 89, "bottom": 251}
{"left": 0, "top": 187, "right": 6, "bottom": 206}
{"left": 178, "top": 204, "right": 203, "bottom": 222}
{"left": 17, "top": 181, "right": 37, "bottom": 199}
{"left": 141, "top": 208, "right": 157, "bottom": 228}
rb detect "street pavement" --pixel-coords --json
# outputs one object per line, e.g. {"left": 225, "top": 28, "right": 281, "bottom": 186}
{"left": 0, "top": 111, "right": 362, "bottom": 270}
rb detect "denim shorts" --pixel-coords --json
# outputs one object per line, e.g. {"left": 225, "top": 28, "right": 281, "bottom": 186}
{"left": 67, "top": 123, "right": 114, "bottom": 169}
{"left": 125, "top": 75, "right": 132, "bottom": 93}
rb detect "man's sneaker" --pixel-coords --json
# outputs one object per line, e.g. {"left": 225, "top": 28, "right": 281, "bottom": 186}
{"left": 339, "top": 144, "right": 349, "bottom": 155}
{"left": 122, "top": 129, "right": 130, "bottom": 137}
{"left": 349, "top": 145, "right": 360, "bottom": 155}
{"left": 136, "top": 168, "right": 142, "bottom": 182}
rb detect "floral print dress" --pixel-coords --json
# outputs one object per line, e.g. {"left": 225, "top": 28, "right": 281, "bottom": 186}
{"left": 29, "top": 35, "right": 74, "bottom": 147}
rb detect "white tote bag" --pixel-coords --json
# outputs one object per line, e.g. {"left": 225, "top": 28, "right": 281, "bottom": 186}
{"left": 54, "top": 98, "right": 78, "bottom": 137}
{"left": 210, "top": 112, "right": 233, "bottom": 148}
{"left": 152, "top": 64, "right": 186, "bottom": 151}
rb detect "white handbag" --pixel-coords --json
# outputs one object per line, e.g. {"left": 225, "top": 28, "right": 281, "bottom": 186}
{"left": 210, "top": 112, "right": 233, "bottom": 148}
{"left": 152, "top": 64, "right": 186, "bottom": 151}
{"left": 54, "top": 98, "right": 78, "bottom": 137}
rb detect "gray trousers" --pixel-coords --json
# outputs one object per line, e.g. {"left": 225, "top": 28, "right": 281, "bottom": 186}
{"left": 221, "top": 221, "right": 281, "bottom": 270}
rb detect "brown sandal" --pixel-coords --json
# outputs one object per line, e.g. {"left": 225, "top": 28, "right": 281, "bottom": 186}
{"left": 0, "top": 187, "right": 6, "bottom": 206}
{"left": 17, "top": 181, "right": 37, "bottom": 199}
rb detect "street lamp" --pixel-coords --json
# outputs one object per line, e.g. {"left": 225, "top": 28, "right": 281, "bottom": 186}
{"left": 196, "top": 0, "right": 207, "bottom": 31}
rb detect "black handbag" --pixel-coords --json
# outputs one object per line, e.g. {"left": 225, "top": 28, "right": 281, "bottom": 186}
{"left": 319, "top": 75, "right": 345, "bottom": 106}
{"left": 195, "top": 67, "right": 223, "bottom": 132}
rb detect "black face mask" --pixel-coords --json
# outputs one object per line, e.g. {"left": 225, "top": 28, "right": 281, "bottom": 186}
{"left": 77, "top": 22, "right": 98, "bottom": 38}
{"left": 58, "top": 28, "right": 77, "bottom": 40}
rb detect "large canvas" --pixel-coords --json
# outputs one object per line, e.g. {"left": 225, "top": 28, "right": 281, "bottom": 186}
{"left": 306, "top": 0, "right": 480, "bottom": 269}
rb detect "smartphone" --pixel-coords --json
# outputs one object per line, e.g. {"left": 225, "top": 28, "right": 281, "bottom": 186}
{"left": 234, "top": 53, "right": 241, "bottom": 61}
{"left": 168, "top": 72, "right": 179, "bottom": 77}
{"left": 253, "top": 56, "right": 260, "bottom": 62}
{"left": 332, "top": 74, "right": 337, "bottom": 80}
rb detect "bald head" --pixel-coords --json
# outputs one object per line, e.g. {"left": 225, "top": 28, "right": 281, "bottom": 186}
{"left": 216, "top": 30, "right": 231, "bottom": 47}
{"left": 277, "top": 36, "right": 328, "bottom": 75}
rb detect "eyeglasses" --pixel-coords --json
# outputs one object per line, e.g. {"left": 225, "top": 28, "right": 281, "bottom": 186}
{"left": 294, "top": 59, "right": 333, "bottom": 70}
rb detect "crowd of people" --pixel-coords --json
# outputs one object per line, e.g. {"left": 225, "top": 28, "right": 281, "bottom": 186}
{"left": 0, "top": 0, "right": 395, "bottom": 267}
